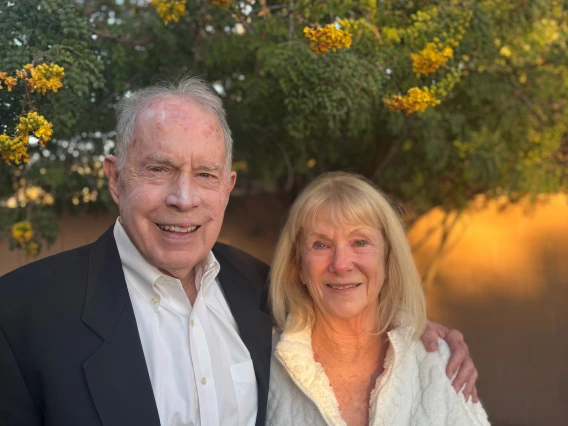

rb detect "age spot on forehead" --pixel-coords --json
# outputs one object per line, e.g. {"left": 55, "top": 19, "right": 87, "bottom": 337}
{"left": 201, "top": 122, "right": 222, "bottom": 139}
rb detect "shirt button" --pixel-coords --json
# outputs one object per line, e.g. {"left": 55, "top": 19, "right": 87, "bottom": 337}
{"left": 201, "top": 377, "right": 207, "bottom": 385}
{"left": 151, "top": 297, "right": 159, "bottom": 305}
{"left": 190, "top": 319, "right": 195, "bottom": 327}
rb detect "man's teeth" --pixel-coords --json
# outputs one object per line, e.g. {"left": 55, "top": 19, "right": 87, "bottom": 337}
{"left": 158, "top": 225, "right": 198, "bottom": 233}
{"left": 327, "top": 284, "right": 360, "bottom": 289}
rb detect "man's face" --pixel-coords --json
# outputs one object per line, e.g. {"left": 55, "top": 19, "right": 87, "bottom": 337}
{"left": 104, "top": 97, "right": 236, "bottom": 279}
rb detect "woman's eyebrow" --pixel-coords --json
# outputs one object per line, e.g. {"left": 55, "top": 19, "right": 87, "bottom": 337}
{"left": 347, "top": 227, "right": 372, "bottom": 236}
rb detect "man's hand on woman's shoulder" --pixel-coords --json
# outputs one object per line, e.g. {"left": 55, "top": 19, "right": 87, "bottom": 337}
{"left": 421, "top": 320, "right": 479, "bottom": 403}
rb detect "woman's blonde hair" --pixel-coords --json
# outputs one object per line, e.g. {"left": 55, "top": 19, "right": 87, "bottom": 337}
{"left": 269, "top": 171, "right": 426, "bottom": 338}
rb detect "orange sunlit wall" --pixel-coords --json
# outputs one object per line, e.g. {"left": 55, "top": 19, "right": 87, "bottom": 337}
{"left": 1, "top": 194, "right": 567, "bottom": 425}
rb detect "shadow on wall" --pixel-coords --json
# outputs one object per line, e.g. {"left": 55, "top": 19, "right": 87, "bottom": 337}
{"left": 409, "top": 195, "right": 568, "bottom": 426}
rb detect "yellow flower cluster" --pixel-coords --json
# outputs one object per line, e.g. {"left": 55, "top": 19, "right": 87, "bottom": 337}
{"left": 411, "top": 42, "right": 454, "bottom": 76}
{"left": 151, "top": 0, "right": 186, "bottom": 25}
{"left": 16, "top": 111, "right": 54, "bottom": 148}
{"left": 1, "top": 112, "right": 54, "bottom": 165}
{"left": 27, "top": 63, "right": 65, "bottom": 95}
{"left": 384, "top": 87, "right": 440, "bottom": 115}
{"left": 0, "top": 134, "right": 29, "bottom": 165}
{"left": 0, "top": 72, "right": 18, "bottom": 91}
{"left": 207, "top": 0, "right": 232, "bottom": 7}
{"left": 3, "top": 185, "right": 55, "bottom": 209}
{"left": 303, "top": 24, "right": 352, "bottom": 54}
{"left": 12, "top": 220, "right": 40, "bottom": 256}
{"left": 1, "top": 62, "right": 65, "bottom": 94}
{"left": 12, "top": 221, "right": 34, "bottom": 245}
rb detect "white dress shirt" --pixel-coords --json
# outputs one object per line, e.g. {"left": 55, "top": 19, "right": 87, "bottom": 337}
{"left": 114, "top": 219, "right": 258, "bottom": 426}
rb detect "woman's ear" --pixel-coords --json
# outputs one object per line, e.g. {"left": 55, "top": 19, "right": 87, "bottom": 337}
{"left": 298, "top": 260, "right": 307, "bottom": 286}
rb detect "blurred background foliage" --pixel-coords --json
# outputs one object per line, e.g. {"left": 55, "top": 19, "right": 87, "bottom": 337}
{"left": 0, "top": 0, "right": 567, "bottom": 257}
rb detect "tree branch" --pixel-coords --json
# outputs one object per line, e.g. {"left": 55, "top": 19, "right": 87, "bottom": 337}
{"left": 371, "top": 115, "right": 415, "bottom": 180}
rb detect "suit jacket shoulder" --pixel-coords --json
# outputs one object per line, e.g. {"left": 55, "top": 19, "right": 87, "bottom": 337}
{"left": 0, "top": 243, "right": 93, "bottom": 323}
{"left": 212, "top": 242, "right": 270, "bottom": 312}
{"left": 212, "top": 242, "right": 269, "bottom": 282}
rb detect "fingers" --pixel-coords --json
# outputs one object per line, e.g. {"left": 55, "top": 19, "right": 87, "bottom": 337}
{"left": 421, "top": 320, "right": 450, "bottom": 352}
{"left": 471, "top": 386, "right": 479, "bottom": 403}
{"left": 458, "top": 361, "right": 478, "bottom": 402}
{"left": 445, "top": 329, "right": 468, "bottom": 378}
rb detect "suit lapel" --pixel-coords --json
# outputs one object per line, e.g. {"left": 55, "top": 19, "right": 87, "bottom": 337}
{"left": 82, "top": 227, "right": 160, "bottom": 426}
{"left": 215, "top": 247, "right": 273, "bottom": 426}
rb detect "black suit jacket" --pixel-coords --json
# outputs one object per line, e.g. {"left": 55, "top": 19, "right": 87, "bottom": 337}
{"left": 0, "top": 227, "right": 272, "bottom": 426}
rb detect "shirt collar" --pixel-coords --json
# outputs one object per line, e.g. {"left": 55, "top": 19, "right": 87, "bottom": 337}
{"left": 113, "top": 218, "right": 221, "bottom": 306}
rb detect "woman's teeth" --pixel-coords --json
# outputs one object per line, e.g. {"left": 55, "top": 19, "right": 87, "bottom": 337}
{"left": 326, "top": 283, "right": 361, "bottom": 289}
{"left": 158, "top": 225, "right": 198, "bottom": 233}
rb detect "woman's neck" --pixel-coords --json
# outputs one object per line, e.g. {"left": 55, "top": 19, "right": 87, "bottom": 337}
{"left": 311, "top": 313, "right": 382, "bottom": 363}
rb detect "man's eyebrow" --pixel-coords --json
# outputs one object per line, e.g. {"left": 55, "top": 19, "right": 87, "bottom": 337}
{"left": 144, "top": 154, "right": 176, "bottom": 166}
{"left": 196, "top": 163, "right": 223, "bottom": 171}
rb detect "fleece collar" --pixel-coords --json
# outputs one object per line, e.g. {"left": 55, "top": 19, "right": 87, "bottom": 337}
{"left": 274, "top": 325, "right": 413, "bottom": 426}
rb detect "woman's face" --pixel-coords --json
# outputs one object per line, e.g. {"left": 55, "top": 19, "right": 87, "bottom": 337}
{"left": 299, "top": 208, "right": 388, "bottom": 325}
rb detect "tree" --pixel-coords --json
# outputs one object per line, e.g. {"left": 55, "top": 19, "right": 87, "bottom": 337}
{"left": 1, "top": 0, "right": 566, "bottom": 262}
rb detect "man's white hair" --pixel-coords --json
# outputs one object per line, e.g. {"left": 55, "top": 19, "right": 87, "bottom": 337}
{"left": 114, "top": 76, "right": 232, "bottom": 170}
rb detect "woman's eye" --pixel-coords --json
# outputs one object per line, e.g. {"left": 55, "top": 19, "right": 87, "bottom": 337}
{"left": 313, "top": 242, "right": 326, "bottom": 250}
{"left": 354, "top": 240, "right": 368, "bottom": 247}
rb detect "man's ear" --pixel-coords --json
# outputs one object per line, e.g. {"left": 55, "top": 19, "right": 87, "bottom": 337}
{"left": 226, "top": 170, "right": 237, "bottom": 204}
{"left": 104, "top": 155, "right": 120, "bottom": 206}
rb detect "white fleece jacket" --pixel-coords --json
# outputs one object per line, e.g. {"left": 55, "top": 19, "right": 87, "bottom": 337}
{"left": 267, "top": 326, "right": 490, "bottom": 426}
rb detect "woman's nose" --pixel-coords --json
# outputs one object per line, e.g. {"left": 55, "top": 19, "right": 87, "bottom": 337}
{"left": 328, "top": 246, "right": 353, "bottom": 274}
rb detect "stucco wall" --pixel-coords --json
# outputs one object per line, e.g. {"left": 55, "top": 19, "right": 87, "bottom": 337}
{"left": 1, "top": 194, "right": 567, "bottom": 425}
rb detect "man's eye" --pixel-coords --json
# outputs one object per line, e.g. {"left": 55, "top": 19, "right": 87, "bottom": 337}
{"left": 198, "top": 173, "right": 212, "bottom": 178}
{"left": 151, "top": 167, "right": 164, "bottom": 173}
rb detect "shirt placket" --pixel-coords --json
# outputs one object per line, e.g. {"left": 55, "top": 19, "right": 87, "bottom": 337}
{"left": 190, "top": 273, "right": 219, "bottom": 426}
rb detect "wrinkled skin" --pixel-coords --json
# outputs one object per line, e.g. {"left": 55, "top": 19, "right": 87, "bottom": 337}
{"left": 104, "top": 96, "right": 236, "bottom": 290}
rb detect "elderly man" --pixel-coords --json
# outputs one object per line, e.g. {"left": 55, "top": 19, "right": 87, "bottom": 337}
{"left": 0, "top": 77, "right": 477, "bottom": 426}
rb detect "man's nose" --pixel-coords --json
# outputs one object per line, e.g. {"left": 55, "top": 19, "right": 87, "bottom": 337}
{"left": 328, "top": 245, "right": 353, "bottom": 275}
{"left": 165, "top": 175, "right": 201, "bottom": 211}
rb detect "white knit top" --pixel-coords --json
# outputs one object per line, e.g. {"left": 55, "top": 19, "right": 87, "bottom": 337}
{"left": 267, "top": 326, "right": 490, "bottom": 426}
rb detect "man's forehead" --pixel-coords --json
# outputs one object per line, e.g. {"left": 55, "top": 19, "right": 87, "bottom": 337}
{"left": 138, "top": 96, "right": 210, "bottom": 123}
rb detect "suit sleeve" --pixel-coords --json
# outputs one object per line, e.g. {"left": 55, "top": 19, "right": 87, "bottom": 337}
{"left": 0, "top": 327, "right": 42, "bottom": 426}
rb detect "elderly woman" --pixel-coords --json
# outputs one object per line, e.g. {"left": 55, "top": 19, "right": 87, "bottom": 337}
{"left": 267, "top": 172, "right": 489, "bottom": 426}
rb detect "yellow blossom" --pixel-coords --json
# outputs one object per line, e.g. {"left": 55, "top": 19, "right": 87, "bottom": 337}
{"left": 26, "top": 241, "right": 40, "bottom": 257}
{"left": 24, "top": 186, "right": 45, "bottom": 202}
{"left": 411, "top": 43, "right": 454, "bottom": 76}
{"left": 16, "top": 69, "right": 27, "bottom": 80}
{"left": 0, "top": 134, "right": 30, "bottom": 165}
{"left": 16, "top": 111, "right": 53, "bottom": 147}
{"left": 384, "top": 87, "right": 440, "bottom": 115}
{"left": 12, "top": 221, "right": 34, "bottom": 245}
{"left": 28, "top": 63, "right": 65, "bottom": 95}
{"left": 43, "top": 193, "right": 55, "bottom": 206}
{"left": 151, "top": 0, "right": 186, "bottom": 25}
{"left": 3, "top": 76, "right": 17, "bottom": 91}
{"left": 303, "top": 24, "right": 352, "bottom": 54}
{"left": 23, "top": 63, "right": 34, "bottom": 71}
{"left": 499, "top": 46, "right": 512, "bottom": 57}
